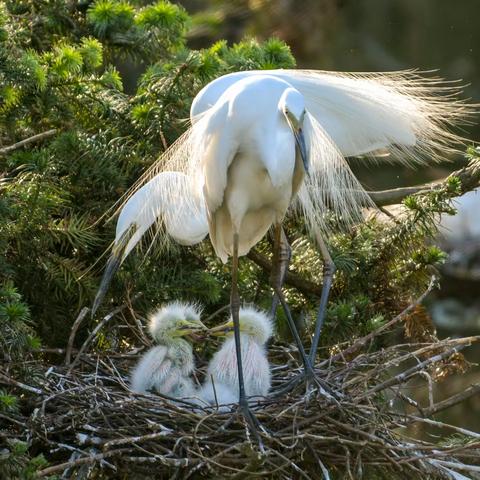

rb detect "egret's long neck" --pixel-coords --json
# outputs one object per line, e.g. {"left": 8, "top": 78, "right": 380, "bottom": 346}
{"left": 253, "top": 113, "right": 296, "bottom": 188}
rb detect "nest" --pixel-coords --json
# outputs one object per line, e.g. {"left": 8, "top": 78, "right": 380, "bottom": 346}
{"left": 2, "top": 295, "right": 480, "bottom": 479}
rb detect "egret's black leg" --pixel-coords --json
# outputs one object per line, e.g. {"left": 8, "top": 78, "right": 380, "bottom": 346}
{"left": 231, "top": 233, "right": 264, "bottom": 450}
{"left": 269, "top": 226, "right": 290, "bottom": 318}
{"left": 309, "top": 230, "right": 336, "bottom": 363}
{"left": 270, "top": 224, "right": 315, "bottom": 378}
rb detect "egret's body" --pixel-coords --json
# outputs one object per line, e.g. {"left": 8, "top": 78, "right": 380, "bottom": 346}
{"left": 201, "top": 76, "right": 306, "bottom": 262}
{"left": 200, "top": 307, "right": 273, "bottom": 405}
{"left": 130, "top": 302, "right": 205, "bottom": 399}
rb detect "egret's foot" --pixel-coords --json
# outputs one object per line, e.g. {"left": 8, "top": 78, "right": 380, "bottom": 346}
{"left": 238, "top": 399, "right": 266, "bottom": 452}
{"left": 272, "top": 373, "right": 304, "bottom": 396}
{"left": 274, "top": 370, "right": 341, "bottom": 404}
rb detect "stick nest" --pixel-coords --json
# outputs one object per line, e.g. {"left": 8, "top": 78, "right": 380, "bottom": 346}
{"left": 2, "top": 326, "right": 480, "bottom": 479}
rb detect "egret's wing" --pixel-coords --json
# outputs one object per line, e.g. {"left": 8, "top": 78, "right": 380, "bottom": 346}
{"left": 272, "top": 69, "right": 471, "bottom": 161}
{"left": 118, "top": 171, "right": 208, "bottom": 256}
{"left": 199, "top": 103, "right": 238, "bottom": 214}
{"left": 191, "top": 69, "right": 472, "bottom": 162}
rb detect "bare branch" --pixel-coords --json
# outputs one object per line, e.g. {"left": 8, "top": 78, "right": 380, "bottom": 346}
{"left": 65, "top": 307, "right": 90, "bottom": 365}
{"left": 67, "top": 293, "right": 142, "bottom": 372}
{"left": 0, "top": 129, "right": 57, "bottom": 156}
{"left": 247, "top": 249, "right": 322, "bottom": 297}
{"left": 368, "top": 158, "right": 480, "bottom": 206}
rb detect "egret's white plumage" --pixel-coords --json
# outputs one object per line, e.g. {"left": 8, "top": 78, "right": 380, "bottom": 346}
{"left": 191, "top": 69, "right": 468, "bottom": 159}
{"left": 114, "top": 171, "right": 207, "bottom": 260}
{"left": 111, "top": 69, "right": 470, "bottom": 265}
{"left": 200, "top": 306, "right": 273, "bottom": 401}
{"left": 196, "top": 381, "right": 237, "bottom": 411}
{"left": 130, "top": 302, "right": 204, "bottom": 399}
{"left": 199, "top": 75, "right": 310, "bottom": 261}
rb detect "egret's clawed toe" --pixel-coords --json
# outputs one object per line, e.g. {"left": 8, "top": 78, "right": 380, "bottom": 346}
{"left": 238, "top": 401, "right": 267, "bottom": 452}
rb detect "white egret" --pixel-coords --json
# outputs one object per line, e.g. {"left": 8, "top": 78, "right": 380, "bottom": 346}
{"left": 92, "top": 171, "right": 208, "bottom": 314}
{"left": 94, "top": 69, "right": 470, "bottom": 436}
{"left": 130, "top": 301, "right": 206, "bottom": 399}
{"left": 199, "top": 306, "right": 273, "bottom": 407}
{"left": 188, "top": 69, "right": 471, "bottom": 363}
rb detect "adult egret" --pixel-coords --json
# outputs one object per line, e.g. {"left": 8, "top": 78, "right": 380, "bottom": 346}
{"left": 130, "top": 301, "right": 206, "bottom": 399}
{"left": 188, "top": 69, "right": 470, "bottom": 363}
{"left": 94, "top": 69, "right": 469, "bottom": 435}
{"left": 199, "top": 306, "right": 272, "bottom": 407}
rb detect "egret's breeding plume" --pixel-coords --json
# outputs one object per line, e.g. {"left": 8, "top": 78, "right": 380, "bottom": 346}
{"left": 130, "top": 302, "right": 206, "bottom": 399}
{"left": 199, "top": 306, "right": 273, "bottom": 407}
{"left": 94, "top": 68, "right": 471, "bottom": 435}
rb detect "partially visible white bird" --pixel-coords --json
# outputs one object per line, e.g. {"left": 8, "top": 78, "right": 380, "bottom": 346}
{"left": 131, "top": 302, "right": 206, "bottom": 399}
{"left": 92, "top": 172, "right": 208, "bottom": 314}
{"left": 199, "top": 306, "right": 273, "bottom": 405}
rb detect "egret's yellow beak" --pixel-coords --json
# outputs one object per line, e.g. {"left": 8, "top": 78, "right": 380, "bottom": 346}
{"left": 285, "top": 114, "right": 309, "bottom": 174}
{"left": 209, "top": 320, "right": 235, "bottom": 337}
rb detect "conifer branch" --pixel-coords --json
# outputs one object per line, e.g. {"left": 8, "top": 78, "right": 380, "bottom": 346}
{"left": 368, "top": 158, "right": 480, "bottom": 206}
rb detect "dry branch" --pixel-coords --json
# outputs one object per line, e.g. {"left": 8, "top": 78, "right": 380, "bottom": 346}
{"left": 0, "top": 129, "right": 57, "bottom": 156}
{"left": 368, "top": 157, "right": 480, "bottom": 206}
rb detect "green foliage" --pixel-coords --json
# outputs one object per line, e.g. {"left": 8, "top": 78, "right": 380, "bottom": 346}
{"left": 0, "top": 281, "right": 38, "bottom": 361}
{"left": 0, "top": 0, "right": 295, "bottom": 348}
{"left": 0, "top": 388, "right": 18, "bottom": 412}
{"left": 0, "top": 440, "right": 50, "bottom": 480}
{"left": 283, "top": 168, "right": 470, "bottom": 350}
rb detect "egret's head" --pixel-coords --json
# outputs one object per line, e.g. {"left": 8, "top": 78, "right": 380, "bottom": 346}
{"left": 148, "top": 302, "right": 206, "bottom": 345}
{"left": 279, "top": 88, "right": 308, "bottom": 173}
{"left": 211, "top": 306, "right": 273, "bottom": 345}
{"left": 280, "top": 88, "right": 306, "bottom": 129}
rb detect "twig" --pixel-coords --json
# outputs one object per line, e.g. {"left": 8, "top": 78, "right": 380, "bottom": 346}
{"left": 0, "top": 371, "right": 43, "bottom": 394}
{"left": 368, "top": 157, "right": 480, "bottom": 206}
{"left": 422, "top": 383, "right": 480, "bottom": 417}
{"left": 247, "top": 249, "right": 322, "bottom": 297}
{"left": 361, "top": 345, "right": 467, "bottom": 398}
{"left": 103, "top": 428, "right": 173, "bottom": 449}
{"left": 325, "top": 276, "right": 437, "bottom": 365}
{"left": 36, "top": 448, "right": 133, "bottom": 477}
{"left": 65, "top": 307, "right": 90, "bottom": 365}
{"left": 407, "top": 416, "right": 480, "bottom": 440}
{"left": 67, "top": 294, "right": 142, "bottom": 372}
{"left": 0, "top": 129, "right": 57, "bottom": 156}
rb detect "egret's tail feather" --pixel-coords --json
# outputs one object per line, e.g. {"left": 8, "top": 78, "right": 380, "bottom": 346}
{"left": 278, "top": 69, "right": 475, "bottom": 163}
